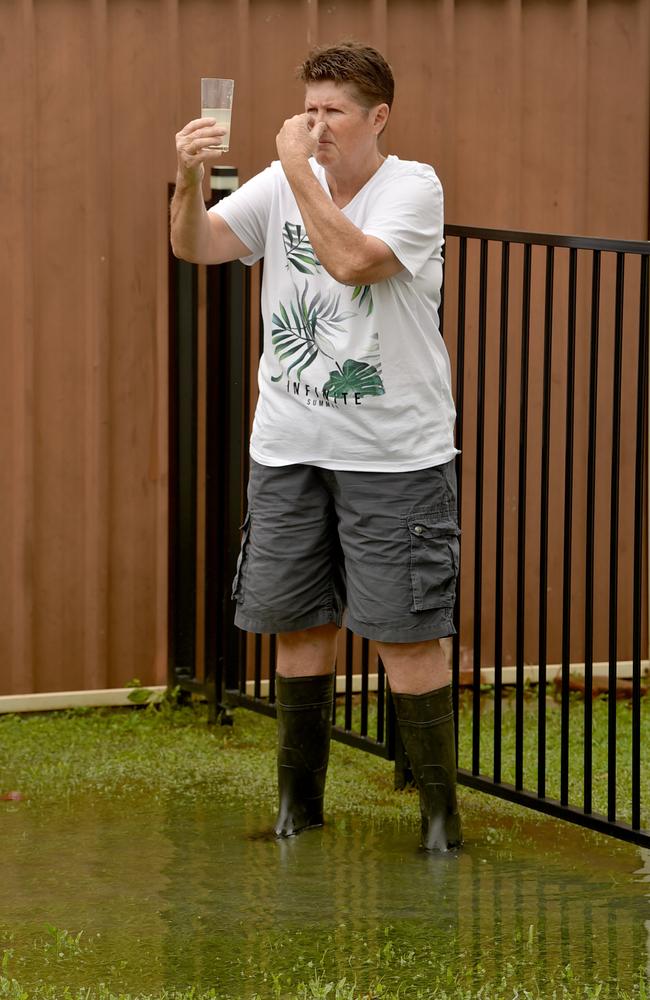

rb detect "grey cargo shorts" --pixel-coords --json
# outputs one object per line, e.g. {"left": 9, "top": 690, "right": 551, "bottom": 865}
{"left": 232, "top": 458, "right": 460, "bottom": 643}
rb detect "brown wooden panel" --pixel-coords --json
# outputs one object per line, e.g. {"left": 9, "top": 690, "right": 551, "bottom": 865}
{"left": 386, "top": 0, "right": 455, "bottom": 200}
{"left": 585, "top": 0, "right": 650, "bottom": 239}
{"left": 30, "top": 0, "right": 94, "bottom": 692}
{"left": 106, "top": 0, "right": 169, "bottom": 686}
{"left": 0, "top": 0, "right": 36, "bottom": 695}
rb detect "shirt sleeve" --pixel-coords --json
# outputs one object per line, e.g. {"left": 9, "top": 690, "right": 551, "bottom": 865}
{"left": 208, "top": 165, "right": 276, "bottom": 265}
{"left": 362, "top": 168, "right": 444, "bottom": 283}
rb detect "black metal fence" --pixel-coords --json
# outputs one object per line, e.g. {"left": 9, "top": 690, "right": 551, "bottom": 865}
{"left": 168, "top": 175, "right": 650, "bottom": 847}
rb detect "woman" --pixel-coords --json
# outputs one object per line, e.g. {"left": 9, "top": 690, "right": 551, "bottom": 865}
{"left": 171, "top": 41, "right": 462, "bottom": 852}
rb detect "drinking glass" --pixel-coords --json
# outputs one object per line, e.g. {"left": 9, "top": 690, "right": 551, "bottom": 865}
{"left": 201, "top": 78, "right": 234, "bottom": 151}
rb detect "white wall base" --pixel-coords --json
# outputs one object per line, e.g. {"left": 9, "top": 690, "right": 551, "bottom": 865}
{"left": 244, "top": 660, "right": 649, "bottom": 699}
{"left": 0, "top": 687, "right": 167, "bottom": 715}
{"left": 1, "top": 660, "right": 647, "bottom": 714}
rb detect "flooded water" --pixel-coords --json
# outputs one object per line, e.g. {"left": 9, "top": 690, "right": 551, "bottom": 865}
{"left": 1, "top": 793, "right": 649, "bottom": 996}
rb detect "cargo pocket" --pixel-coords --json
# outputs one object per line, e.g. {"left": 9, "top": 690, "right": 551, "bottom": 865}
{"left": 407, "top": 511, "right": 460, "bottom": 612}
{"left": 231, "top": 511, "right": 251, "bottom": 602}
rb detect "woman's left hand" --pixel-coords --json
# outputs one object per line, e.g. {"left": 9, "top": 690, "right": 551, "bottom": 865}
{"left": 276, "top": 113, "right": 326, "bottom": 163}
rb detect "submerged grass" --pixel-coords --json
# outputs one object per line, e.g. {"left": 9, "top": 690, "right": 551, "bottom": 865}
{"left": 1, "top": 697, "right": 649, "bottom": 999}
{"left": 1, "top": 925, "right": 649, "bottom": 1000}
{"left": 2, "top": 914, "right": 650, "bottom": 1000}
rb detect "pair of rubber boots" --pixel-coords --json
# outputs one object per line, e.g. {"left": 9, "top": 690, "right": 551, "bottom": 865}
{"left": 274, "top": 673, "right": 463, "bottom": 852}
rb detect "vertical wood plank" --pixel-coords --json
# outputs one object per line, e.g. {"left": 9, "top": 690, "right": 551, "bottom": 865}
{"left": 84, "top": 0, "right": 111, "bottom": 689}
{"left": 0, "top": 0, "right": 36, "bottom": 695}
{"left": 586, "top": 0, "right": 650, "bottom": 240}
{"left": 107, "top": 0, "right": 166, "bottom": 685}
{"left": 575, "top": 0, "right": 589, "bottom": 234}
{"left": 306, "top": 0, "right": 318, "bottom": 48}
{"left": 31, "top": 0, "right": 94, "bottom": 692}
{"left": 371, "top": 0, "right": 387, "bottom": 50}
{"left": 154, "top": 0, "right": 181, "bottom": 684}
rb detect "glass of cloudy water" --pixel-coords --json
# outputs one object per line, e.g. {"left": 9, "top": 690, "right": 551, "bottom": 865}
{"left": 201, "top": 78, "right": 234, "bottom": 151}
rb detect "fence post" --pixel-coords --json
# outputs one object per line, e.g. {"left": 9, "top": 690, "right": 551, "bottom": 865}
{"left": 167, "top": 184, "right": 198, "bottom": 695}
{"left": 204, "top": 166, "right": 247, "bottom": 723}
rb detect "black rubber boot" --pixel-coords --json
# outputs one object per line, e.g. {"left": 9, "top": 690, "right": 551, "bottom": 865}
{"left": 392, "top": 685, "right": 463, "bottom": 852}
{"left": 274, "top": 673, "right": 335, "bottom": 838}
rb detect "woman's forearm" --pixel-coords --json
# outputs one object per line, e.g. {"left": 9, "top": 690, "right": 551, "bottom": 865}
{"left": 170, "top": 170, "right": 214, "bottom": 263}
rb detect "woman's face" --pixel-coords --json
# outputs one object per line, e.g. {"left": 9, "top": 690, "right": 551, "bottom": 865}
{"left": 304, "top": 80, "right": 387, "bottom": 173}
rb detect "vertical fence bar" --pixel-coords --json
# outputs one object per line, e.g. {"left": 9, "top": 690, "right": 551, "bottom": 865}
{"left": 269, "top": 633, "right": 277, "bottom": 705}
{"left": 583, "top": 250, "right": 601, "bottom": 815}
{"left": 516, "top": 243, "right": 532, "bottom": 790}
{"left": 254, "top": 633, "right": 262, "bottom": 699}
{"left": 204, "top": 256, "right": 224, "bottom": 707}
{"left": 608, "top": 253, "right": 625, "bottom": 822}
{"left": 344, "top": 629, "right": 353, "bottom": 730}
{"left": 560, "top": 248, "right": 577, "bottom": 805}
{"left": 453, "top": 236, "right": 467, "bottom": 740}
{"left": 631, "top": 255, "right": 649, "bottom": 829}
{"left": 206, "top": 172, "right": 246, "bottom": 710}
{"left": 493, "top": 241, "right": 510, "bottom": 783}
{"left": 361, "top": 642, "right": 369, "bottom": 737}
{"left": 376, "top": 648, "right": 385, "bottom": 745}
{"left": 238, "top": 631, "right": 246, "bottom": 695}
{"left": 167, "top": 225, "right": 198, "bottom": 685}
{"left": 538, "top": 246, "right": 555, "bottom": 799}
{"left": 385, "top": 671, "right": 397, "bottom": 761}
{"left": 221, "top": 261, "right": 249, "bottom": 701}
{"left": 472, "top": 239, "right": 489, "bottom": 774}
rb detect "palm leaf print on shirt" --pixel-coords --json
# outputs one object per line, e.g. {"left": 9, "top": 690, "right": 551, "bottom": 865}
{"left": 352, "top": 284, "right": 373, "bottom": 316}
{"left": 322, "top": 359, "right": 385, "bottom": 398}
{"left": 282, "top": 222, "right": 321, "bottom": 274}
{"left": 271, "top": 283, "right": 355, "bottom": 382}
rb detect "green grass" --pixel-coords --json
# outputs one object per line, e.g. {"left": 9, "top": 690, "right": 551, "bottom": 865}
{"left": 0, "top": 698, "right": 416, "bottom": 827}
{"left": 1, "top": 914, "right": 649, "bottom": 1000}
{"left": 0, "top": 696, "right": 649, "bottom": 1000}
{"left": 2, "top": 687, "right": 648, "bottom": 828}
{"left": 460, "top": 684, "right": 650, "bottom": 826}
{"left": 339, "top": 685, "right": 650, "bottom": 830}
{"left": 1, "top": 953, "right": 648, "bottom": 1000}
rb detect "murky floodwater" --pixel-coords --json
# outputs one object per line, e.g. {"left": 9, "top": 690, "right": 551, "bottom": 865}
{"left": 1, "top": 793, "right": 649, "bottom": 995}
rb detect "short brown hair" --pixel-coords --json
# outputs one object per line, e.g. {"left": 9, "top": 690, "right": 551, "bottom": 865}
{"left": 298, "top": 41, "right": 394, "bottom": 110}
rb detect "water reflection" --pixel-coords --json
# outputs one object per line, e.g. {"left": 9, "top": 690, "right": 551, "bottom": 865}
{"left": 1, "top": 794, "right": 648, "bottom": 994}
{"left": 639, "top": 847, "right": 650, "bottom": 981}
{"left": 156, "top": 796, "right": 650, "bottom": 994}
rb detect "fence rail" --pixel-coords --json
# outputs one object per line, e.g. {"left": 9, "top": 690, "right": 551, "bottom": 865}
{"left": 169, "top": 179, "right": 650, "bottom": 846}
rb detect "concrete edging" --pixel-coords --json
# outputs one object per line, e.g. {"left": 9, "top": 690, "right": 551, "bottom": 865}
{"left": 1, "top": 661, "right": 647, "bottom": 714}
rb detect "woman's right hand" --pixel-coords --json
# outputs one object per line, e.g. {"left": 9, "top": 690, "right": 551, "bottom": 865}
{"left": 175, "top": 118, "right": 228, "bottom": 185}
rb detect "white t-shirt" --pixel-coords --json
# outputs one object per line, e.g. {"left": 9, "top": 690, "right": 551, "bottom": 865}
{"left": 211, "top": 154, "right": 457, "bottom": 472}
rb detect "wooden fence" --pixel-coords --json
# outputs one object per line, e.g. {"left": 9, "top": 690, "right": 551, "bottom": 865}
{"left": 1, "top": 0, "right": 649, "bottom": 696}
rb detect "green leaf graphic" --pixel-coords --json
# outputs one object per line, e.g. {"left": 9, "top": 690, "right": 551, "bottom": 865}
{"left": 270, "top": 284, "right": 356, "bottom": 382}
{"left": 322, "top": 359, "right": 385, "bottom": 398}
{"left": 352, "top": 284, "right": 374, "bottom": 316}
{"left": 282, "top": 222, "right": 321, "bottom": 274}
